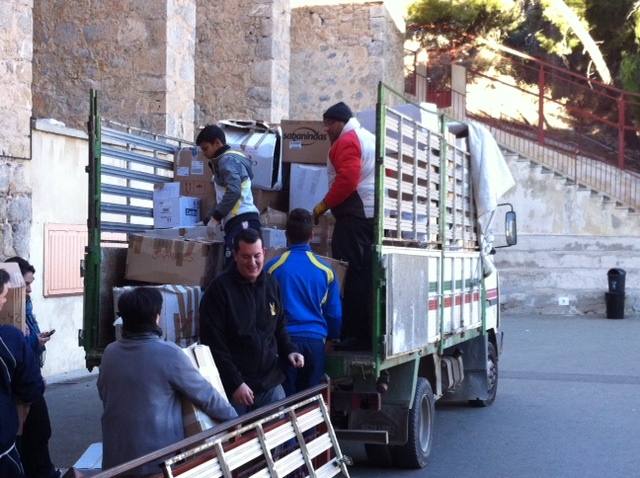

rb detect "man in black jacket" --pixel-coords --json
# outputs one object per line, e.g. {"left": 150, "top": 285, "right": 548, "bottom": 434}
{"left": 199, "top": 228, "right": 304, "bottom": 415}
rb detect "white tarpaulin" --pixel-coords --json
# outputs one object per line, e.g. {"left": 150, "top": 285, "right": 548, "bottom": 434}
{"left": 466, "top": 121, "right": 516, "bottom": 275}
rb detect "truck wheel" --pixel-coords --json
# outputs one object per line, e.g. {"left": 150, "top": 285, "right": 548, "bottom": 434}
{"left": 394, "top": 377, "right": 434, "bottom": 469}
{"left": 469, "top": 341, "right": 498, "bottom": 407}
{"left": 364, "top": 444, "right": 396, "bottom": 467}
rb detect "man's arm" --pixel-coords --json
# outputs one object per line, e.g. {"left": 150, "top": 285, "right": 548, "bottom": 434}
{"left": 4, "top": 327, "right": 45, "bottom": 404}
{"left": 323, "top": 139, "right": 362, "bottom": 208}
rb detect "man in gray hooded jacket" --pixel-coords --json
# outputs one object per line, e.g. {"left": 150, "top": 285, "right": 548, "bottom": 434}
{"left": 196, "top": 124, "right": 261, "bottom": 268}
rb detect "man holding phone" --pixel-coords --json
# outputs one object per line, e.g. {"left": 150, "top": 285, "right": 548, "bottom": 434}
{"left": 4, "top": 257, "right": 60, "bottom": 478}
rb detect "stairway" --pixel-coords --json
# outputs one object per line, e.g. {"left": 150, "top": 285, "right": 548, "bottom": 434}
{"left": 493, "top": 147, "right": 640, "bottom": 316}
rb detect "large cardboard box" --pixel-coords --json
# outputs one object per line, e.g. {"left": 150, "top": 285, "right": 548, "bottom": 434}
{"left": 262, "top": 228, "right": 287, "bottom": 249}
{"left": 174, "top": 147, "right": 216, "bottom": 222}
{"left": 0, "top": 262, "right": 26, "bottom": 333}
{"left": 281, "top": 120, "right": 331, "bottom": 164}
{"left": 310, "top": 214, "right": 335, "bottom": 258}
{"left": 113, "top": 285, "right": 201, "bottom": 347}
{"left": 219, "top": 120, "right": 282, "bottom": 191}
{"left": 289, "top": 163, "right": 329, "bottom": 213}
{"left": 181, "top": 344, "right": 229, "bottom": 437}
{"left": 124, "top": 232, "right": 224, "bottom": 288}
{"left": 251, "top": 188, "right": 289, "bottom": 214}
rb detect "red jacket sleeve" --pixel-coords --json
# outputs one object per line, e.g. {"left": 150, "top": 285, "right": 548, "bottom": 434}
{"left": 324, "top": 131, "right": 362, "bottom": 209}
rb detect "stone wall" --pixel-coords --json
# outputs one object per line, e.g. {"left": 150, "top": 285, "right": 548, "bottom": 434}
{"left": 195, "top": 0, "right": 290, "bottom": 126}
{"left": 32, "top": 0, "right": 197, "bottom": 137}
{"left": 289, "top": 1, "right": 405, "bottom": 119}
{"left": 0, "top": 0, "right": 33, "bottom": 159}
{"left": 0, "top": 159, "right": 32, "bottom": 260}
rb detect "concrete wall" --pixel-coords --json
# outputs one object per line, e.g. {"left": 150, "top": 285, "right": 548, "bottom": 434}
{"left": 289, "top": 1, "right": 405, "bottom": 119}
{"left": 495, "top": 155, "right": 640, "bottom": 316}
{"left": 22, "top": 122, "right": 88, "bottom": 377}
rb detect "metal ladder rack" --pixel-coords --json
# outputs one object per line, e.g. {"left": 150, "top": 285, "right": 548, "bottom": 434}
{"left": 162, "top": 391, "right": 350, "bottom": 478}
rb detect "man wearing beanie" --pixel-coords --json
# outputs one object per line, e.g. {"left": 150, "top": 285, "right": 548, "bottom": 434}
{"left": 313, "top": 101, "right": 376, "bottom": 351}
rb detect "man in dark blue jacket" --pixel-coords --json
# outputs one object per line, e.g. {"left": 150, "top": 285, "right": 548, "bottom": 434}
{"left": 199, "top": 228, "right": 304, "bottom": 415}
{"left": 266, "top": 209, "right": 342, "bottom": 396}
{"left": 0, "top": 269, "right": 45, "bottom": 478}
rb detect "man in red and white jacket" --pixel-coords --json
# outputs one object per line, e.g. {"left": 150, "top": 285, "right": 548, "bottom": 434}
{"left": 313, "top": 102, "right": 376, "bottom": 351}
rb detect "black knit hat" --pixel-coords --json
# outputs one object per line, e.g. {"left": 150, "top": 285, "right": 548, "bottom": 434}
{"left": 323, "top": 102, "right": 353, "bottom": 122}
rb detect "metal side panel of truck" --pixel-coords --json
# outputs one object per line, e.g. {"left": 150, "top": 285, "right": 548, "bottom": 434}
{"left": 324, "top": 83, "right": 516, "bottom": 469}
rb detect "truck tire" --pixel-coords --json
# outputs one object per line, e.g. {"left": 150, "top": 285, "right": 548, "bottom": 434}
{"left": 469, "top": 341, "right": 498, "bottom": 407}
{"left": 394, "top": 377, "right": 434, "bottom": 469}
{"left": 364, "top": 444, "right": 396, "bottom": 467}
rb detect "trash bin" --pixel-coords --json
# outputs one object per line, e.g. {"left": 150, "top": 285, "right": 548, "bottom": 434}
{"left": 605, "top": 292, "right": 625, "bottom": 319}
{"left": 607, "top": 268, "right": 626, "bottom": 293}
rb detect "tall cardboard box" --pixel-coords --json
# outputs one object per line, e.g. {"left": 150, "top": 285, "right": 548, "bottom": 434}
{"left": 174, "top": 147, "right": 216, "bottom": 221}
{"left": 113, "top": 285, "right": 202, "bottom": 347}
{"left": 0, "top": 262, "right": 27, "bottom": 333}
{"left": 281, "top": 120, "right": 331, "bottom": 164}
{"left": 125, "top": 233, "right": 224, "bottom": 288}
{"left": 289, "top": 163, "right": 329, "bottom": 213}
{"left": 181, "top": 344, "right": 229, "bottom": 437}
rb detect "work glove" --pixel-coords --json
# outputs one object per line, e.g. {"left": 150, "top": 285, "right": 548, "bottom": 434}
{"left": 312, "top": 200, "right": 328, "bottom": 225}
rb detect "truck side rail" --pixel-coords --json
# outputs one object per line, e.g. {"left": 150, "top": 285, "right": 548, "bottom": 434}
{"left": 90, "top": 384, "right": 350, "bottom": 478}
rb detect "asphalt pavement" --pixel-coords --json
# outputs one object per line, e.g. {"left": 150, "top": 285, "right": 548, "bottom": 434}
{"left": 45, "top": 312, "right": 640, "bottom": 476}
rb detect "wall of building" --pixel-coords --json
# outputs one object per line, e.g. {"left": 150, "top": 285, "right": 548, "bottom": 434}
{"left": 23, "top": 122, "right": 89, "bottom": 376}
{"left": 194, "top": 0, "right": 290, "bottom": 125}
{"left": 289, "top": 1, "right": 405, "bottom": 119}
{"left": 0, "top": 1, "right": 33, "bottom": 159}
{"left": 31, "top": 0, "right": 197, "bottom": 138}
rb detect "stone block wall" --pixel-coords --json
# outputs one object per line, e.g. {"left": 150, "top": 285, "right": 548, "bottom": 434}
{"left": 0, "top": 160, "right": 32, "bottom": 260}
{"left": 32, "top": 0, "right": 197, "bottom": 137}
{"left": 289, "top": 1, "right": 405, "bottom": 119}
{"left": 0, "top": 0, "right": 33, "bottom": 159}
{"left": 195, "top": 0, "right": 290, "bottom": 125}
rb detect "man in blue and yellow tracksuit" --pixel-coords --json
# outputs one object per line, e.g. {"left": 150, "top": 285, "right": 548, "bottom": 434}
{"left": 266, "top": 209, "right": 342, "bottom": 396}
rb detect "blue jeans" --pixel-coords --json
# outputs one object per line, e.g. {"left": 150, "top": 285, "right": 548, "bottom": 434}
{"left": 280, "top": 337, "right": 326, "bottom": 396}
{"left": 232, "top": 384, "right": 286, "bottom": 416}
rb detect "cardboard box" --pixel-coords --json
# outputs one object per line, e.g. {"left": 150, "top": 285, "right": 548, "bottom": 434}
{"left": 125, "top": 233, "right": 224, "bottom": 288}
{"left": 153, "top": 183, "right": 201, "bottom": 229}
{"left": 174, "top": 147, "right": 216, "bottom": 222}
{"left": 262, "top": 228, "right": 287, "bottom": 249}
{"left": 251, "top": 188, "right": 289, "bottom": 214}
{"left": 281, "top": 120, "right": 331, "bottom": 164}
{"left": 310, "top": 214, "right": 335, "bottom": 258}
{"left": 260, "top": 207, "right": 287, "bottom": 230}
{"left": 219, "top": 120, "right": 282, "bottom": 191}
{"left": 289, "top": 163, "right": 329, "bottom": 213}
{"left": 181, "top": 344, "right": 229, "bottom": 437}
{"left": 113, "top": 285, "right": 202, "bottom": 347}
{"left": 153, "top": 196, "right": 201, "bottom": 229}
{"left": 0, "top": 262, "right": 26, "bottom": 333}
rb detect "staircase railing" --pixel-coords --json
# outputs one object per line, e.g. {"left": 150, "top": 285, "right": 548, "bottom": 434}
{"left": 408, "top": 44, "right": 640, "bottom": 211}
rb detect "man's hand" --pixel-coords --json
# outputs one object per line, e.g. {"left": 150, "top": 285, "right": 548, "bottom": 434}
{"left": 288, "top": 353, "right": 305, "bottom": 369}
{"left": 312, "top": 201, "right": 328, "bottom": 225}
{"left": 232, "top": 383, "right": 255, "bottom": 406}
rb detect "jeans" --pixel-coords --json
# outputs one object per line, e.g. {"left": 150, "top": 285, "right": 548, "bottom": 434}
{"left": 232, "top": 384, "right": 286, "bottom": 416}
{"left": 280, "top": 337, "right": 326, "bottom": 396}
